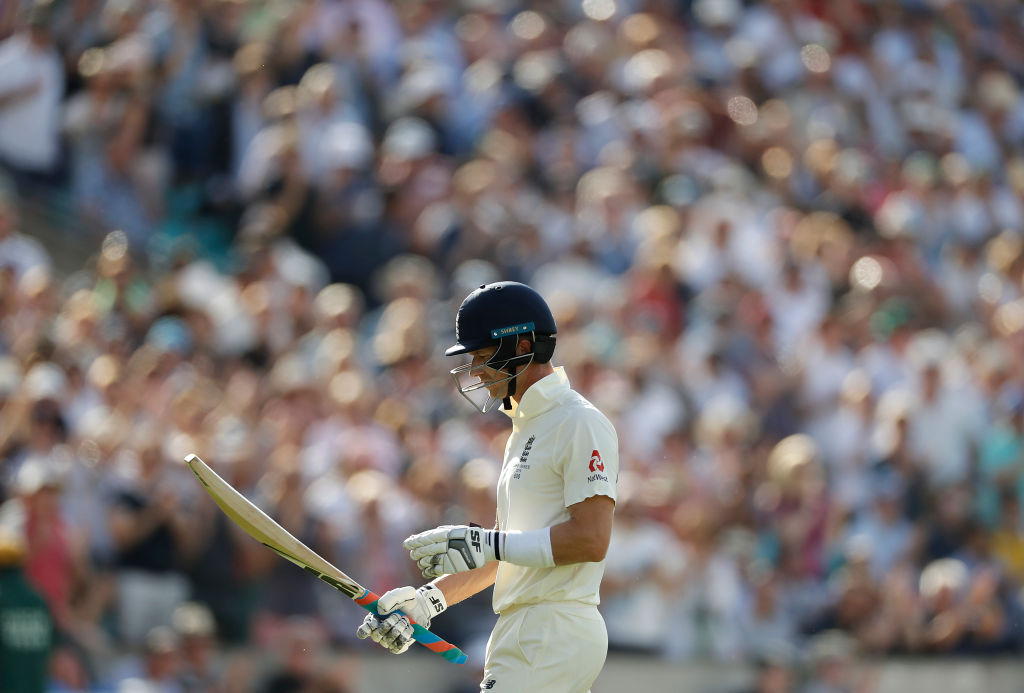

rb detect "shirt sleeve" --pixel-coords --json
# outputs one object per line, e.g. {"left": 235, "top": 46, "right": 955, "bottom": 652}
{"left": 562, "top": 408, "right": 619, "bottom": 507}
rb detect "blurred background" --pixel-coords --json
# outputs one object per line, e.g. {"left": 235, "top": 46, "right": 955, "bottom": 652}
{"left": 1, "top": 0, "right": 1023, "bottom": 691}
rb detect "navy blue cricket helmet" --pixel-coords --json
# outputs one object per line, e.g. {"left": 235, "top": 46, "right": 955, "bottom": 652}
{"left": 447, "top": 282, "right": 557, "bottom": 411}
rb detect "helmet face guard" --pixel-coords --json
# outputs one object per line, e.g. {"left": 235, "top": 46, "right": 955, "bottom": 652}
{"left": 449, "top": 333, "right": 536, "bottom": 413}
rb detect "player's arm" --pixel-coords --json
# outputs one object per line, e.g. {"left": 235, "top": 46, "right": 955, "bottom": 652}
{"left": 432, "top": 560, "right": 499, "bottom": 605}
{"left": 550, "top": 494, "right": 615, "bottom": 565}
{"left": 406, "top": 495, "right": 614, "bottom": 576}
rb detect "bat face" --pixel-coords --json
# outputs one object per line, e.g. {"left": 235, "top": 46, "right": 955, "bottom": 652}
{"left": 184, "top": 454, "right": 364, "bottom": 598}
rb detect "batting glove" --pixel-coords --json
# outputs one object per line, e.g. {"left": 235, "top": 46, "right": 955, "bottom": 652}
{"left": 356, "top": 612, "right": 414, "bottom": 653}
{"left": 404, "top": 525, "right": 501, "bottom": 578}
{"left": 355, "top": 584, "right": 448, "bottom": 654}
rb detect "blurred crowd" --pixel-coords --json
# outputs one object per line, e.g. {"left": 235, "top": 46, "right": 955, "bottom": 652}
{"left": 1, "top": 0, "right": 1024, "bottom": 691}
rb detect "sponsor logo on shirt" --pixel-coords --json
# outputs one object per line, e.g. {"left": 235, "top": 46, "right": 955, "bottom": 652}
{"left": 483, "top": 679, "right": 497, "bottom": 689}
{"left": 588, "top": 449, "right": 608, "bottom": 482}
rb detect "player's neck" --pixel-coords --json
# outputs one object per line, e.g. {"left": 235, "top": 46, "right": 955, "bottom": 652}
{"left": 512, "top": 363, "right": 556, "bottom": 404}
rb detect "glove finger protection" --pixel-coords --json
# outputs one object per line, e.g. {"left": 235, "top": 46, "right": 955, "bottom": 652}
{"left": 380, "top": 614, "right": 415, "bottom": 651}
{"left": 356, "top": 612, "right": 414, "bottom": 654}
{"left": 403, "top": 526, "right": 458, "bottom": 550}
{"left": 355, "top": 612, "right": 380, "bottom": 642}
{"left": 407, "top": 539, "right": 452, "bottom": 562}
{"left": 378, "top": 612, "right": 415, "bottom": 653}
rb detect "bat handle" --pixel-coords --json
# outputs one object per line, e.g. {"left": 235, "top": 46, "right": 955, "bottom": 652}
{"left": 355, "top": 590, "right": 468, "bottom": 665}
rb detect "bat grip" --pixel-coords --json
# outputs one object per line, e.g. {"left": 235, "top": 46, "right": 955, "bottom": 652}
{"left": 355, "top": 590, "right": 468, "bottom": 665}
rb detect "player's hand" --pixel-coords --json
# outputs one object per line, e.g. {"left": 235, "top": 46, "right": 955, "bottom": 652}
{"left": 356, "top": 612, "right": 415, "bottom": 653}
{"left": 404, "top": 525, "right": 499, "bottom": 578}
{"left": 354, "top": 584, "right": 448, "bottom": 654}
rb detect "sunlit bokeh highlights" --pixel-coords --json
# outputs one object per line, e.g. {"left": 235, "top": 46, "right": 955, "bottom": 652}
{"left": 800, "top": 44, "right": 831, "bottom": 73}
{"left": 727, "top": 95, "right": 758, "bottom": 126}
{"left": 850, "top": 256, "right": 883, "bottom": 291}
{"left": 582, "top": 0, "right": 617, "bottom": 22}
{"left": 762, "top": 147, "right": 794, "bottom": 179}
{"left": 511, "top": 11, "right": 546, "bottom": 41}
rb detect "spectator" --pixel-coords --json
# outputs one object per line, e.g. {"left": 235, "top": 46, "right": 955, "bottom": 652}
{"left": 107, "top": 431, "right": 197, "bottom": 645}
{"left": 763, "top": 435, "right": 829, "bottom": 581}
{"left": 0, "top": 0, "right": 64, "bottom": 190}
{"left": 807, "top": 370, "right": 874, "bottom": 516}
{"left": 0, "top": 522, "right": 55, "bottom": 693}
{"left": 247, "top": 448, "right": 334, "bottom": 644}
{"left": 917, "top": 557, "right": 1010, "bottom": 654}
{"left": 803, "top": 630, "right": 872, "bottom": 693}
{"left": 976, "top": 399, "right": 1024, "bottom": 529}
{"left": 257, "top": 617, "right": 324, "bottom": 693}
{"left": 842, "top": 476, "right": 916, "bottom": 581}
{"left": 740, "top": 563, "right": 801, "bottom": 662}
{"left": 62, "top": 42, "right": 164, "bottom": 244}
{"left": 601, "top": 477, "right": 684, "bottom": 656}
{"left": 112, "top": 625, "right": 184, "bottom": 693}
{"left": 665, "top": 503, "right": 746, "bottom": 662}
{"left": 8, "top": 458, "right": 76, "bottom": 632}
{"left": 990, "top": 494, "right": 1024, "bottom": 588}
{"left": 171, "top": 601, "right": 220, "bottom": 693}
{"left": 46, "top": 643, "right": 93, "bottom": 693}
{"left": 732, "top": 655, "right": 797, "bottom": 693}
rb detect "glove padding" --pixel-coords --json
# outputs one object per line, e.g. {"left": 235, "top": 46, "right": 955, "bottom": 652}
{"left": 354, "top": 584, "right": 448, "bottom": 654}
{"left": 356, "top": 612, "right": 414, "bottom": 653}
{"left": 404, "top": 525, "right": 500, "bottom": 578}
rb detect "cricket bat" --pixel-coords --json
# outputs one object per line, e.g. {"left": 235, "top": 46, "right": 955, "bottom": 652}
{"left": 184, "top": 453, "right": 467, "bottom": 664}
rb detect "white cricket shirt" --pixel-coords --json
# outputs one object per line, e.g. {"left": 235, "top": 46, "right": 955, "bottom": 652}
{"left": 0, "top": 35, "right": 63, "bottom": 171}
{"left": 492, "top": 367, "right": 618, "bottom": 613}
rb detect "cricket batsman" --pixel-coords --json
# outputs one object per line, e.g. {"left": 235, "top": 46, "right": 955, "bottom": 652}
{"left": 357, "top": 281, "right": 619, "bottom": 692}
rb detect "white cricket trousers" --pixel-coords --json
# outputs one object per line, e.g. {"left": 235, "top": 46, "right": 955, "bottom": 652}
{"left": 480, "top": 602, "right": 608, "bottom": 692}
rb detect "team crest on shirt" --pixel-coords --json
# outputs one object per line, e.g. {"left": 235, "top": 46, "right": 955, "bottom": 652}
{"left": 513, "top": 435, "right": 535, "bottom": 480}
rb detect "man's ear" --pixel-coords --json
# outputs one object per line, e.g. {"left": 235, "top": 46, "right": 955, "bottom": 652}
{"left": 517, "top": 338, "right": 533, "bottom": 356}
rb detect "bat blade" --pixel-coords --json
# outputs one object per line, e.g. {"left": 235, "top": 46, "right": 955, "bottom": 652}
{"left": 184, "top": 454, "right": 467, "bottom": 664}
{"left": 184, "top": 453, "right": 362, "bottom": 597}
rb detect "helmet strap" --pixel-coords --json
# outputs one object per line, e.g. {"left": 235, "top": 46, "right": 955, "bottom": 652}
{"left": 492, "top": 333, "right": 527, "bottom": 410}
{"left": 503, "top": 366, "right": 517, "bottom": 410}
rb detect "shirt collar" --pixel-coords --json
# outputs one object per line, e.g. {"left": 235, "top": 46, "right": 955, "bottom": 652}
{"left": 501, "top": 367, "right": 570, "bottom": 422}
